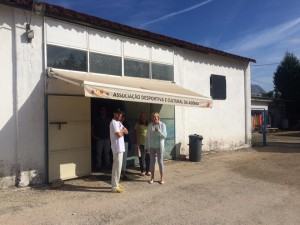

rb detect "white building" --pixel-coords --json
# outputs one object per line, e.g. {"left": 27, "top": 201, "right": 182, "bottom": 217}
{"left": 0, "top": 0, "right": 255, "bottom": 188}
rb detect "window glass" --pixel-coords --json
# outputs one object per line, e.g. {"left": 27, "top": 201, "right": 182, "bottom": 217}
{"left": 152, "top": 63, "right": 174, "bottom": 81}
{"left": 210, "top": 74, "right": 227, "bottom": 100}
{"left": 124, "top": 59, "right": 149, "bottom": 78}
{"left": 47, "top": 45, "right": 87, "bottom": 72}
{"left": 90, "top": 52, "right": 122, "bottom": 76}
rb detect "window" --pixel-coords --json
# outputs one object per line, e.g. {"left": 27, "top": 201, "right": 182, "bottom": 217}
{"left": 152, "top": 63, "right": 174, "bottom": 81}
{"left": 47, "top": 45, "right": 87, "bottom": 72}
{"left": 124, "top": 59, "right": 149, "bottom": 78}
{"left": 46, "top": 44, "right": 174, "bottom": 82}
{"left": 210, "top": 75, "right": 226, "bottom": 100}
{"left": 90, "top": 52, "right": 122, "bottom": 76}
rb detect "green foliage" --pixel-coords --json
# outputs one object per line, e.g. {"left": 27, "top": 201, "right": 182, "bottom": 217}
{"left": 273, "top": 52, "right": 300, "bottom": 101}
{"left": 273, "top": 52, "right": 300, "bottom": 126}
{"left": 263, "top": 91, "right": 274, "bottom": 98}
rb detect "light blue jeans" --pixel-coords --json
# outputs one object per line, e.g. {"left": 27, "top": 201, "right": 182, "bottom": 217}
{"left": 149, "top": 148, "right": 164, "bottom": 174}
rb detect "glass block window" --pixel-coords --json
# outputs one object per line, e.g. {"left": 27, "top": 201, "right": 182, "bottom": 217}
{"left": 47, "top": 45, "right": 87, "bottom": 72}
{"left": 90, "top": 52, "right": 122, "bottom": 76}
{"left": 124, "top": 58, "right": 149, "bottom": 78}
{"left": 152, "top": 63, "right": 174, "bottom": 81}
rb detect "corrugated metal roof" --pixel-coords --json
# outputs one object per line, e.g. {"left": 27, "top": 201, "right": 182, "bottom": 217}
{"left": 251, "top": 84, "right": 266, "bottom": 95}
{"left": 1, "top": 0, "right": 256, "bottom": 63}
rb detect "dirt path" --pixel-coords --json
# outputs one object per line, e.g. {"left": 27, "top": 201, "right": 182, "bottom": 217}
{"left": 1, "top": 132, "right": 300, "bottom": 225}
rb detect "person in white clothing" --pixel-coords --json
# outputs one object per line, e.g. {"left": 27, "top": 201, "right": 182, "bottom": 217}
{"left": 110, "top": 109, "right": 128, "bottom": 193}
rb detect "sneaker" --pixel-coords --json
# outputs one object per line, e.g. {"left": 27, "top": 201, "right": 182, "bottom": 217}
{"left": 146, "top": 172, "right": 151, "bottom": 176}
{"left": 140, "top": 172, "right": 145, "bottom": 176}
{"left": 111, "top": 187, "right": 124, "bottom": 193}
{"left": 118, "top": 184, "right": 124, "bottom": 189}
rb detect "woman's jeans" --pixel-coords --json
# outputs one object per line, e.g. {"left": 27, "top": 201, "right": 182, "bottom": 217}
{"left": 149, "top": 148, "right": 164, "bottom": 174}
{"left": 139, "top": 145, "right": 150, "bottom": 173}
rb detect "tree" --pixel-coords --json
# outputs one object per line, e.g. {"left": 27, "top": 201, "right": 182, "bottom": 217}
{"left": 274, "top": 52, "right": 300, "bottom": 101}
{"left": 273, "top": 52, "right": 300, "bottom": 127}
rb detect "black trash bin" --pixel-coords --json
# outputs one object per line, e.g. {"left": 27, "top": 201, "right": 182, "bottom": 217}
{"left": 189, "top": 134, "right": 203, "bottom": 162}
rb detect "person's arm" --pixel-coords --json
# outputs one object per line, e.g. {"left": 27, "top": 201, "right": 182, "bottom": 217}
{"left": 122, "top": 122, "right": 129, "bottom": 135}
{"left": 122, "top": 127, "right": 129, "bottom": 135}
{"left": 115, "top": 124, "right": 128, "bottom": 138}
{"left": 157, "top": 122, "right": 167, "bottom": 139}
{"left": 145, "top": 123, "right": 151, "bottom": 150}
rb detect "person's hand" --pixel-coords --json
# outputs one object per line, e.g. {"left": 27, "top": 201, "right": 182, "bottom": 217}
{"left": 122, "top": 128, "right": 128, "bottom": 135}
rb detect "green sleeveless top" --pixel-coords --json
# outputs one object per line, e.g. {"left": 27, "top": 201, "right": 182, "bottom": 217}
{"left": 136, "top": 124, "right": 147, "bottom": 145}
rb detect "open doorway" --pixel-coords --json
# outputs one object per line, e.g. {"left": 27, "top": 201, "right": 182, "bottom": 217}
{"left": 91, "top": 98, "right": 123, "bottom": 171}
{"left": 91, "top": 99, "right": 176, "bottom": 171}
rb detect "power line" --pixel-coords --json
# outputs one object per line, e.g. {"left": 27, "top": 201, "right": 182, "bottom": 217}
{"left": 252, "top": 63, "right": 280, "bottom": 67}
{"left": 251, "top": 79, "right": 274, "bottom": 86}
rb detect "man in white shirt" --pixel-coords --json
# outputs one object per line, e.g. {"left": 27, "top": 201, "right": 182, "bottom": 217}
{"left": 110, "top": 109, "right": 128, "bottom": 193}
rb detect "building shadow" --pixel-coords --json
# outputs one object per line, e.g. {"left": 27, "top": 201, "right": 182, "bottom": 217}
{"left": 31, "top": 166, "right": 146, "bottom": 193}
{"left": 273, "top": 131, "right": 300, "bottom": 137}
{"left": 253, "top": 142, "right": 300, "bottom": 153}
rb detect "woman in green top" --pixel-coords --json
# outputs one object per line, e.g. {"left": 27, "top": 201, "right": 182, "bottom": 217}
{"left": 135, "top": 112, "right": 150, "bottom": 176}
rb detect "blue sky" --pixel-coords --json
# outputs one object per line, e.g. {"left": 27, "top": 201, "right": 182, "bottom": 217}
{"left": 45, "top": 0, "right": 300, "bottom": 92}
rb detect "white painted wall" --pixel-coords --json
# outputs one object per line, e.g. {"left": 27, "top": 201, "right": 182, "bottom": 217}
{"left": 251, "top": 100, "right": 269, "bottom": 111}
{"left": 123, "top": 38, "right": 150, "bottom": 61}
{"left": 45, "top": 18, "right": 87, "bottom": 49}
{"left": 174, "top": 49, "right": 251, "bottom": 153}
{"left": 89, "top": 29, "right": 122, "bottom": 56}
{"left": 0, "top": 5, "right": 45, "bottom": 188}
{"left": 151, "top": 44, "right": 173, "bottom": 64}
{"left": 0, "top": 5, "right": 16, "bottom": 188}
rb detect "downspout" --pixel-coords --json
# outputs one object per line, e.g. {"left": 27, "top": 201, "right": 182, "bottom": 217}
{"left": 244, "top": 62, "right": 251, "bottom": 146}
{"left": 12, "top": 7, "right": 21, "bottom": 186}
{"left": 42, "top": 15, "right": 49, "bottom": 184}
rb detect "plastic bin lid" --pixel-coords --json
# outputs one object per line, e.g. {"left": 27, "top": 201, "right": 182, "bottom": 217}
{"left": 189, "top": 134, "right": 203, "bottom": 139}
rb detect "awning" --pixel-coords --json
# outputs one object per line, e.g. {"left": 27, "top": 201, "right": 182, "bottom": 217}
{"left": 47, "top": 68, "right": 212, "bottom": 108}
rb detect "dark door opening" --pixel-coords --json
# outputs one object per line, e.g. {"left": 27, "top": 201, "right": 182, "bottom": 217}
{"left": 91, "top": 98, "right": 123, "bottom": 171}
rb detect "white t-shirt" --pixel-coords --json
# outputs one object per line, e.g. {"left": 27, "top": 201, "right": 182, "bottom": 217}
{"left": 109, "top": 119, "right": 125, "bottom": 154}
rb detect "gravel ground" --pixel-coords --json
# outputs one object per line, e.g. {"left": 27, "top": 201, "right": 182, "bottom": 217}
{"left": 0, "top": 131, "right": 300, "bottom": 225}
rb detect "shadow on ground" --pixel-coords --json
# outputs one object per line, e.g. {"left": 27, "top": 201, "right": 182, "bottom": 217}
{"left": 32, "top": 167, "right": 144, "bottom": 193}
{"left": 255, "top": 142, "right": 300, "bottom": 153}
{"left": 273, "top": 131, "right": 300, "bottom": 137}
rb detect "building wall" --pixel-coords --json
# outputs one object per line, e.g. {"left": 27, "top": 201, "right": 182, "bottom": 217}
{"left": 0, "top": 5, "right": 16, "bottom": 188}
{"left": 251, "top": 100, "right": 269, "bottom": 111}
{"left": 45, "top": 18, "right": 251, "bottom": 153}
{"left": 0, "top": 5, "right": 45, "bottom": 188}
{"left": 174, "top": 49, "right": 250, "bottom": 153}
{"left": 0, "top": 5, "right": 252, "bottom": 188}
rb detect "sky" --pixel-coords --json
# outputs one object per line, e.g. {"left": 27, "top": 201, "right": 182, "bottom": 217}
{"left": 45, "top": 0, "right": 300, "bottom": 92}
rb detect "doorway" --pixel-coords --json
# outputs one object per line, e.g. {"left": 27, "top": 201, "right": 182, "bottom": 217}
{"left": 91, "top": 98, "right": 123, "bottom": 171}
